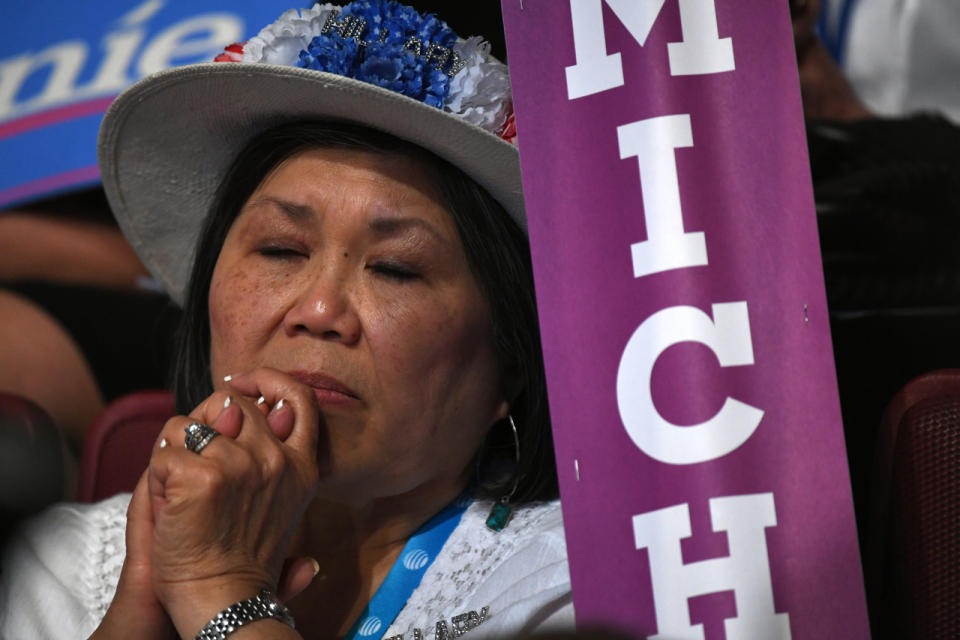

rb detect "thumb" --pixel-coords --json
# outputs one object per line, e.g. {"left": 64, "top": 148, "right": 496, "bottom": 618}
{"left": 277, "top": 556, "right": 320, "bottom": 602}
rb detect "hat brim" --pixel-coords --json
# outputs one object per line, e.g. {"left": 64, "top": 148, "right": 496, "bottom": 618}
{"left": 98, "top": 62, "right": 524, "bottom": 304}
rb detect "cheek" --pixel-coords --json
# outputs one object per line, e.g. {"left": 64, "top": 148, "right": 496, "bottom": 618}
{"left": 370, "top": 295, "right": 500, "bottom": 418}
{"left": 370, "top": 299, "right": 461, "bottom": 375}
{"left": 208, "top": 264, "right": 288, "bottom": 371}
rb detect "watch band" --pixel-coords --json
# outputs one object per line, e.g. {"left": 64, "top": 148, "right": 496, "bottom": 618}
{"left": 195, "top": 588, "right": 296, "bottom": 640}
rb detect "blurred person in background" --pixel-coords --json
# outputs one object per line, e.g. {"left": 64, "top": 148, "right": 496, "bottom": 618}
{"left": 818, "top": 0, "right": 960, "bottom": 124}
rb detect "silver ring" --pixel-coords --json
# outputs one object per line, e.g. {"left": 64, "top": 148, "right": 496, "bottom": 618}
{"left": 159, "top": 437, "right": 168, "bottom": 449}
{"left": 184, "top": 422, "right": 219, "bottom": 454}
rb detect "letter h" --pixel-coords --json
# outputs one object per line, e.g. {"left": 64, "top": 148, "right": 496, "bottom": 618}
{"left": 632, "top": 493, "right": 791, "bottom": 639}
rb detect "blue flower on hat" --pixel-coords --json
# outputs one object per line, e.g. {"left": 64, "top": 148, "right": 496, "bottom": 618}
{"left": 297, "top": 34, "right": 360, "bottom": 76}
{"left": 294, "top": 0, "right": 453, "bottom": 107}
{"left": 354, "top": 43, "right": 450, "bottom": 108}
{"left": 415, "top": 13, "right": 456, "bottom": 48}
{"left": 342, "top": 0, "right": 456, "bottom": 48}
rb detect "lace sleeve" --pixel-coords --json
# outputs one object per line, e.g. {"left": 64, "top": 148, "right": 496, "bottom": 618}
{"left": 0, "top": 493, "right": 130, "bottom": 639}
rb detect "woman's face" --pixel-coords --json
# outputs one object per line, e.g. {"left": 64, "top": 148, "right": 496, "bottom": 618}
{"left": 208, "top": 147, "right": 508, "bottom": 501}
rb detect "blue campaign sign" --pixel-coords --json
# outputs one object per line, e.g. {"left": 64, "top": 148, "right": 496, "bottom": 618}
{"left": 0, "top": 0, "right": 288, "bottom": 208}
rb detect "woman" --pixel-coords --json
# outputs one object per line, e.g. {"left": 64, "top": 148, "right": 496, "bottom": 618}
{"left": 0, "top": 2, "right": 570, "bottom": 639}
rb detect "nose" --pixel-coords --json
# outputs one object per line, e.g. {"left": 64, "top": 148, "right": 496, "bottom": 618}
{"left": 283, "top": 267, "right": 361, "bottom": 345}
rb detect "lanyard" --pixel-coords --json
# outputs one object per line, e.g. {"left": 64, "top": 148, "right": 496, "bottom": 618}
{"left": 343, "top": 495, "right": 472, "bottom": 640}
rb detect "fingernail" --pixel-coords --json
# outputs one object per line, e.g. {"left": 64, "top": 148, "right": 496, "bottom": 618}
{"left": 256, "top": 396, "right": 266, "bottom": 407}
{"left": 311, "top": 558, "right": 320, "bottom": 577}
{"left": 223, "top": 395, "right": 232, "bottom": 409}
{"left": 223, "top": 374, "right": 233, "bottom": 383}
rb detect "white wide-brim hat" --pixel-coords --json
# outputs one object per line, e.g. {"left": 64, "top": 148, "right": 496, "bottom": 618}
{"left": 98, "top": 4, "right": 523, "bottom": 305}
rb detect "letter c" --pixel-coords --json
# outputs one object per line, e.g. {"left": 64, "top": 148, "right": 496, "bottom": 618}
{"left": 617, "top": 302, "right": 763, "bottom": 464}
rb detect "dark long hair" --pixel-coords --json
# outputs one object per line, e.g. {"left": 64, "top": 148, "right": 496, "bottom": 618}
{"left": 172, "top": 120, "right": 557, "bottom": 503}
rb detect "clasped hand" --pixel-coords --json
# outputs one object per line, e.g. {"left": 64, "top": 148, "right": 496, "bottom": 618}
{"left": 92, "top": 368, "right": 320, "bottom": 639}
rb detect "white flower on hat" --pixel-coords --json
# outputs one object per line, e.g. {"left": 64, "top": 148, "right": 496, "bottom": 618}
{"left": 242, "top": 4, "right": 339, "bottom": 66}
{"left": 446, "top": 36, "right": 512, "bottom": 134}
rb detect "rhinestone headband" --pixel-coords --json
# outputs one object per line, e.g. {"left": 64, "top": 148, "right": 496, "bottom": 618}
{"left": 214, "top": 0, "right": 516, "bottom": 144}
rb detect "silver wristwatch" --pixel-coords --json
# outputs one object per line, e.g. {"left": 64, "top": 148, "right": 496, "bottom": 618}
{"left": 195, "top": 589, "right": 296, "bottom": 640}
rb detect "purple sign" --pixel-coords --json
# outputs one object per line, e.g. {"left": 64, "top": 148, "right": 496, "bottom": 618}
{"left": 502, "top": 1, "right": 870, "bottom": 638}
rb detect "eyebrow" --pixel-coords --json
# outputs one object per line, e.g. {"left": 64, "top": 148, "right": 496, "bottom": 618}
{"left": 367, "top": 216, "right": 448, "bottom": 245}
{"left": 248, "top": 196, "right": 314, "bottom": 222}
{"left": 248, "top": 196, "right": 449, "bottom": 245}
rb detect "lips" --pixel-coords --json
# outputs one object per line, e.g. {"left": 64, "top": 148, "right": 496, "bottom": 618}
{"left": 286, "top": 370, "right": 359, "bottom": 404}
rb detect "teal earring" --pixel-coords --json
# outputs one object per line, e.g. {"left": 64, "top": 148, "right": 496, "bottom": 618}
{"left": 486, "top": 415, "right": 521, "bottom": 532}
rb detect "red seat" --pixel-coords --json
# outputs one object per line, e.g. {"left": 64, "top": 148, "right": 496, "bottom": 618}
{"left": 867, "top": 370, "right": 960, "bottom": 638}
{"left": 77, "top": 390, "right": 175, "bottom": 502}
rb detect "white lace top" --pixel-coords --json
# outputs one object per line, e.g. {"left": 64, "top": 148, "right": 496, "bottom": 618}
{"left": 0, "top": 494, "right": 572, "bottom": 639}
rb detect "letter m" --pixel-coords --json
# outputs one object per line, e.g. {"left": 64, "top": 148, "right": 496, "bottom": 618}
{"left": 565, "top": 0, "right": 735, "bottom": 100}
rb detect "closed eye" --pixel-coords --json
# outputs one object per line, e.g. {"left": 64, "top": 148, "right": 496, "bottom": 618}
{"left": 258, "top": 246, "right": 306, "bottom": 260}
{"left": 369, "top": 262, "right": 419, "bottom": 281}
